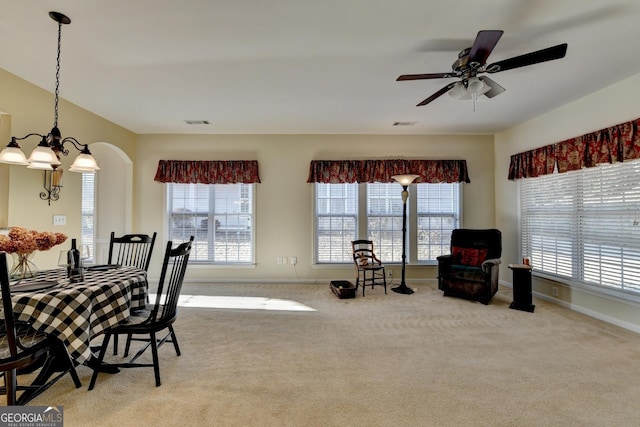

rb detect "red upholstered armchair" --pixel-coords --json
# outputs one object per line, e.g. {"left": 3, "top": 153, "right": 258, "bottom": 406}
{"left": 437, "top": 229, "right": 502, "bottom": 305}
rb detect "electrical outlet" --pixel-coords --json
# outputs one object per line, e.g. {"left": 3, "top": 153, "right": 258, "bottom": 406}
{"left": 552, "top": 286, "right": 559, "bottom": 297}
{"left": 387, "top": 270, "right": 392, "bottom": 280}
{"left": 53, "top": 215, "right": 66, "bottom": 226}
{"left": 291, "top": 256, "right": 297, "bottom": 265}
{"left": 283, "top": 257, "right": 288, "bottom": 264}
{"left": 277, "top": 256, "right": 283, "bottom": 265}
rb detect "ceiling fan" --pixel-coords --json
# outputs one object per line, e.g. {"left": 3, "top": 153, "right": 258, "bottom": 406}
{"left": 397, "top": 30, "right": 568, "bottom": 107}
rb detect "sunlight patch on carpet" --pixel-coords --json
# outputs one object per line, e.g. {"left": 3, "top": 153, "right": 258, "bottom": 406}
{"left": 177, "top": 295, "right": 316, "bottom": 312}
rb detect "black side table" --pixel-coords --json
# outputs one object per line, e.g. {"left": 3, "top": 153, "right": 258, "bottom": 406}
{"left": 508, "top": 264, "right": 535, "bottom": 313}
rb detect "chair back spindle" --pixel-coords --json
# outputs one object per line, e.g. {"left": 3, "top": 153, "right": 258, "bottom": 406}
{"left": 108, "top": 232, "right": 157, "bottom": 271}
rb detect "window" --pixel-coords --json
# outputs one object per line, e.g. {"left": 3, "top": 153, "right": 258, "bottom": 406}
{"left": 315, "top": 183, "right": 358, "bottom": 263}
{"left": 167, "top": 183, "right": 255, "bottom": 264}
{"left": 367, "top": 183, "right": 403, "bottom": 262}
{"left": 520, "top": 160, "right": 640, "bottom": 296}
{"left": 81, "top": 173, "right": 95, "bottom": 263}
{"left": 314, "top": 182, "right": 461, "bottom": 264}
{"left": 416, "top": 184, "right": 460, "bottom": 261}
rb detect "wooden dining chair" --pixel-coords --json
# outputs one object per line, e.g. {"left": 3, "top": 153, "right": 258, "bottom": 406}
{"left": 108, "top": 231, "right": 157, "bottom": 354}
{"left": 88, "top": 237, "right": 194, "bottom": 389}
{"left": 0, "top": 252, "right": 81, "bottom": 405}
{"left": 108, "top": 232, "right": 157, "bottom": 272}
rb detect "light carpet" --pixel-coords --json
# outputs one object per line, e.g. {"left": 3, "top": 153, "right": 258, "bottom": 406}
{"left": 28, "top": 281, "right": 640, "bottom": 426}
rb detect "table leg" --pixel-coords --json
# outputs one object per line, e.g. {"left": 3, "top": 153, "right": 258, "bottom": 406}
{"left": 16, "top": 339, "right": 82, "bottom": 405}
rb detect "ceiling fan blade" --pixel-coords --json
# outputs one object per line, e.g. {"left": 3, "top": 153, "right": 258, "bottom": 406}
{"left": 478, "top": 76, "right": 505, "bottom": 98}
{"left": 417, "top": 83, "right": 456, "bottom": 106}
{"left": 467, "top": 30, "right": 504, "bottom": 68}
{"left": 487, "top": 43, "right": 568, "bottom": 73}
{"left": 397, "top": 73, "right": 454, "bottom": 81}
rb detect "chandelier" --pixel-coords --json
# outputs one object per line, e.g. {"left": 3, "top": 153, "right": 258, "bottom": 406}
{"left": 0, "top": 11, "right": 100, "bottom": 204}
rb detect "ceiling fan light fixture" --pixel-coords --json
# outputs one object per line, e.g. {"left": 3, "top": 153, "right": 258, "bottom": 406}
{"left": 448, "top": 82, "right": 467, "bottom": 100}
{"left": 468, "top": 77, "right": 489, "bottom": 97}
{"left": 459, "top": 90, "right": 473, "bottom": 101}
{"left": 448, "top": 78, "right": 490, "bottom": 102}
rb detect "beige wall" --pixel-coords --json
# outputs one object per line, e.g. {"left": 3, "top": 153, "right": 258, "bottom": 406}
{"left": 495, "top": 73, "right": 640, "bottom": 332}
{"left": 136, "top": 134, "right": 495, "bottom": 282}
{"left": 0, "top": 113, "right": 10, "bottom": 227}
{"left": 0, "top": 68, "right": 137, "bottom": 268}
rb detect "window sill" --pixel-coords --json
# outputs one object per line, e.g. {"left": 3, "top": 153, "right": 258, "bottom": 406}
{"left": 189, "top": 262, "right": 257, "bottom": 269}
{"left": 312, "top": 262, "right": 437, "bottom": 268}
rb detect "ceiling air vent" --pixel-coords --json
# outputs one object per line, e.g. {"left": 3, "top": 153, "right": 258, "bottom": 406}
{"left": 184, "top": 120, "right": 211, "bottom": 125}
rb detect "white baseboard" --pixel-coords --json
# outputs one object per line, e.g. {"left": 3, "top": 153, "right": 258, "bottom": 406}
{"left": 533, "top": 292, "right": 640, "bottom": 334}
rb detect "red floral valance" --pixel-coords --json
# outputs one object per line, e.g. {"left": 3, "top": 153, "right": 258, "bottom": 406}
{"left": 307, "top": 159, "right": 470, "bottom": 183}
{"left": 154, "top": 160, "right": 261, "bottom": 184}
{"left": 508, "top": 117, "right": 640, "bottom": 180}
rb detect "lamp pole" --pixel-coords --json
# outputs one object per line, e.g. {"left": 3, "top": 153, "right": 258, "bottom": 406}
{"left": 391, "top": 174, "right": 419, "bottom": 295}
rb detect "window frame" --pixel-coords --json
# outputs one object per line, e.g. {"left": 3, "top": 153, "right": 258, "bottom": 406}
{"left": 518, "top": 160, "right": 640, "bottom": 301}
{"left": 313, "top": 182, "right": 462, "bottom": 265}
{"left": 314, "top": 183, "right": 358, "bottom": 264}
{"left": 166, "top": 182, "right": 256, "bottom": 265}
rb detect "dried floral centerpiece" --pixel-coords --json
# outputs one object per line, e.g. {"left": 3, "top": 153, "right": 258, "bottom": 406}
{"left": 0, "top": 226, "right": 67, "bottom": 279}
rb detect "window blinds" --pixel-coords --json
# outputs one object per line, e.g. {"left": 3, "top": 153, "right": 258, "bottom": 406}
{"left": 520, "top": 160, "right": 640, "bottom": 295}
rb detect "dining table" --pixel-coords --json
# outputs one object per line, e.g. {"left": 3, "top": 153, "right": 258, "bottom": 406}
{"left": 7, "top": 265, "right": 148, "bottom": 365}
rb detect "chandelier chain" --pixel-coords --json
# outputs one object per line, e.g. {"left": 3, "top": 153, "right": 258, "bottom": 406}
{"left": 54, "top": 20, "right": 62, "bottom": 128}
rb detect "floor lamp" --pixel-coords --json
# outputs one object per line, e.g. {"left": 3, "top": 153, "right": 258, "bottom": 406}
{"left": 391, "top": 174, "right": 420, "bottom": 295}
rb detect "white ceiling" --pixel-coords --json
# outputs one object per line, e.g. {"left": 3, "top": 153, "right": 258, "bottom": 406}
{"left": 1, "top": 0, "right": 639, "bottom": 135}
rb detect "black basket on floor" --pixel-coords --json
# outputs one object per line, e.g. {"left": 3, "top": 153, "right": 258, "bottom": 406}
{"left": 330, "top": 280, "right": 356, "bottom": 299}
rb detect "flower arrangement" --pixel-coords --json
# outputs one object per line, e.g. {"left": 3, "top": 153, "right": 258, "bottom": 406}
{"left": 0, "top": 226, "right": 67, "bottom": 279}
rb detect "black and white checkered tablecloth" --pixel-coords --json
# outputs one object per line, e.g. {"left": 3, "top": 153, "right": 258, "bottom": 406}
{"left": 8, "top": 266, "right": 148, "bottom": 363}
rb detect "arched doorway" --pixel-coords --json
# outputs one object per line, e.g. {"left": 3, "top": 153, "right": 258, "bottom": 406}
{"left": 89, "top": 143, "right": 133, "bottom": 263}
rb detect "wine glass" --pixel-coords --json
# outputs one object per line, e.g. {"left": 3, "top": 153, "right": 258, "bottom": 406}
{"left": 58, "top": 250, "right": 73, "bottom": 278}
{"left": 81, "top": 245, "right": 91, "bottom": 266}
{"left": 58, "top": 250, "right": 72, "bottom": 267}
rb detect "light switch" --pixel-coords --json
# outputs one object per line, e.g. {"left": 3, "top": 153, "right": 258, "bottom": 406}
{"left": 53, "top": 215, "right": 66, "bottom": 226}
